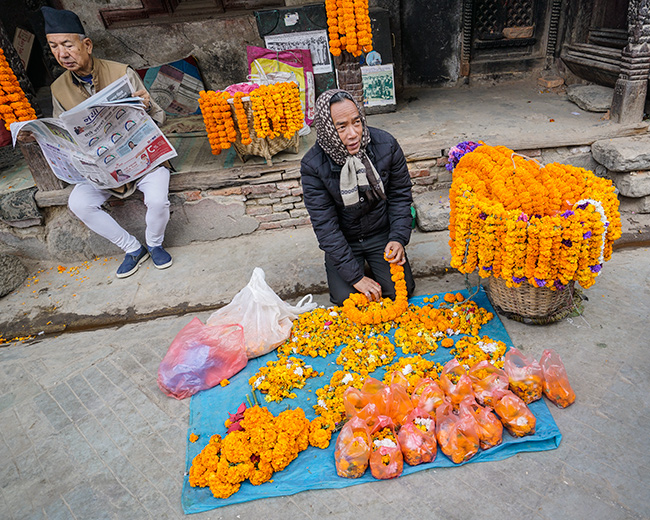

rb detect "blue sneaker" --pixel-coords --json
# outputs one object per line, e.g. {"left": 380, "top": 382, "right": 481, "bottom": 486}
{"left": 116, "top": 246, "right": 149, "bottom": 278}
{"left": 147, "top": 245, "right": 173, "bottom": 269}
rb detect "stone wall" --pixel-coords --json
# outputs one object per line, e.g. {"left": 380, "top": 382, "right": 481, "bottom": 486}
{"left": 1, "top": 142, "right": 646, "bottom": 262}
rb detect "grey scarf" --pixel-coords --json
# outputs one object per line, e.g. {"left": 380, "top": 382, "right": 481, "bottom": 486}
{"left": 315, "top": 89, "right": 385, "bottom": 206}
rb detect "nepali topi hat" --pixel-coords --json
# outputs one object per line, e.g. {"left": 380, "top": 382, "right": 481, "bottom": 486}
{"left": 41, "top": 6, "right": 86, "bottom": 35}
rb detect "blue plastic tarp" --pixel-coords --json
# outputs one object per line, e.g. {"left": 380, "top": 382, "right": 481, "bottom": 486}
{"left": 182, "top": 287, "right": 561, "bottom": 514}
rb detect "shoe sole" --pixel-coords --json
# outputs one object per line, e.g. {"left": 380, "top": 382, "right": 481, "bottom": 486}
{"left": 152, "top": 258, "right": 173, "bottom": 270}
{"left": 115, "top": 252, "right": 150, "bottom": 279}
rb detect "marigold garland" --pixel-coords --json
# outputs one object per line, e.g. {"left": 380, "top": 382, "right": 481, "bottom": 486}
{"left": 189, "top": 406, "right": 330, "bottom": 499}
{"left": 0, "top": 49, "right": 37, "bottom": 131}
{"left": 325, "top": 0, "right": 373, "bottom": 57}
{"left": 448, "top": 144, "right": 621, "bottom": 289}
{"left": 199, "top": 82, "right": 303, "bottom": 155}
{"left": 342, "top": 260, "right": 409, "bottom": 325}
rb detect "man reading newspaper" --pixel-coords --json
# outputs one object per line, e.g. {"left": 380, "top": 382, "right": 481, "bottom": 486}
{"left": 38, "top": 7, "right": 173, "bottom": 278}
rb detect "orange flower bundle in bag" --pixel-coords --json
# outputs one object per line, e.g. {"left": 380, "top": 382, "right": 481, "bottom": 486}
{"left": 435, "top": 400, "right": 480, "bottom": 464}
{"left": 0, "top": 49, "right": 37, "bottom": 131}
{"left": 369, "top": 416, "right": 403, "bottom": 479}
{"left": 540, "top": 349, "right": 576, "bottom": 408}
{"left": 468, "top": 360, "right": 509, "bottom": 408}
{"left": 335, "top": 415, "right": 371, "bottom": 478}
{"left": 410, "top": 377, "right": 447, "bottom": 415}
{"left": 493, "top": 390, "right": 536, "bottom": 437}
{"left": 504, "top": 347, "right": 544, "bottom": 404}
{"left": 439, "top": 358, "right": 475, "bottom": 409}
{"left": 398, "top": 408, "right": 437, "bottom": 466}
{"left": 387, "top": 381, "right": 414, "bottom": 427}
{"left": 458, "top": 396, "right": 503, "bottom": 450}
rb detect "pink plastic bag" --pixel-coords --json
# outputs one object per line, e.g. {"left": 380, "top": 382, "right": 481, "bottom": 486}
{"left": 540, "top": 349, "right": 576, "bottom": 408}
{"left": 157, "top": 318, "right": 247, "bottom": 400}
{"left": 246, "top": 46, "right": 315, "bottom": 125}
{"left": 504, "top": 347, "right": 544, "bottom": 404}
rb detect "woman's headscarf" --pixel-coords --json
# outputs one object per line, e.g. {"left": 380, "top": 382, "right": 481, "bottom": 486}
{"left": 315, "top": 89, "right": 385, "bottom": 206}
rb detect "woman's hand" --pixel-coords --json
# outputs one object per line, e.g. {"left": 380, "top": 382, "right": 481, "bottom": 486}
{"left": 384, "top": 241, "right": 406, "bottom": 265}
{"left": 353, "top": 276, "right": 382, "bottom": 302}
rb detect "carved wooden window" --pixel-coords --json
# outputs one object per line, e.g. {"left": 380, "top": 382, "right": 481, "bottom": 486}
{"left": 100, "top": 0, "right": 283, "bottom": 28}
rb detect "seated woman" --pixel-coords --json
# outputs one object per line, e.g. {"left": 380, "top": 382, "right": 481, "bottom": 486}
{"left": 301, "top": 89, "right": 416, "bottom": 305}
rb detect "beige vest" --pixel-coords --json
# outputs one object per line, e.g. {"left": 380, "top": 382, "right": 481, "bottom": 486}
{"left": 51, "top": 58, "right": 129, "bottom": 111}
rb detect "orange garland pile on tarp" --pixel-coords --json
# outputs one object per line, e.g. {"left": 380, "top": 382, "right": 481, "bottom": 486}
{"left": 0, "top": 48, "right": 37, "bottom": 131}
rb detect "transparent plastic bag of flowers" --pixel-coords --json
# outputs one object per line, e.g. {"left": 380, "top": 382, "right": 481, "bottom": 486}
{"left": 335, "top": 416, "right": 372, "bottom": 479}
{"left": 369, "top": 416, "right": 404, "bottom": 479}
{"left": 504, "top": 347, "right": 544, "bottom": 404}
{"left": 157, "top": 317, "right": 246, "bottom": 400}
{"left": 439, "top": 358, "right": 475, "bottom": 409}
{"left": 468, "top": 360, "right": 509, "bottom": 408}
{"left": 458, "top": 396, "right": 503, "bottom": 450}
{"left": 493, "top": 390, "right": 536, "bottom": 437}
{"left": 207, "top": 267, "right": 316, "bottom": 359}
{"left": 397, "top": 408, "right": 437, "bottom": 466}
{"left": 410, "top": 377, "right": 446, "bottom": 415}
{"left": 435, "top": 401, "right": 480, "bottom": 464}
{"left": 540, "top": 349, "right": 576, "bottom": 408}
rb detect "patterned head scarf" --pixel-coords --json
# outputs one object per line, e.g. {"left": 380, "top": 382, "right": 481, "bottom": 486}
{"left": 314, "top": 89, "right": 385, "bottom": 206}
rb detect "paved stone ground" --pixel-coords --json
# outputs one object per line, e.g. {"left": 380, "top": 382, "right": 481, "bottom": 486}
{"left": 0, "top": 247, "right": 649, "bottom": 519}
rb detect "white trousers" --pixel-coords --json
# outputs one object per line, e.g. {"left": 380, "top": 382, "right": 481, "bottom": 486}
{"left": 68, "top": 166, "right": 171, "bottom": 254}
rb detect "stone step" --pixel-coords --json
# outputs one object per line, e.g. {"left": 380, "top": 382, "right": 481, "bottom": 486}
{"left": 412, "top": 189, "right": 450, "bottom": 232}
{"left": 611, "top": 170, "right": 650, "bottom": 198}
{"left": 592, "top": 135, "right": 650, "bottom": 172}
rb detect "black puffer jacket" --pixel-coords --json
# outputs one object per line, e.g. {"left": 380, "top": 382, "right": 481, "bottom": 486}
{"left": 301, "top": 127, "right": 413, "bottom": 285}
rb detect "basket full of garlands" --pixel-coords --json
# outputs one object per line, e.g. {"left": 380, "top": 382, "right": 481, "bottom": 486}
{"left": 198, "top": 82, "right": 304, "bottom": 165}
{"left": 446, "top": 141, "right": 621, "bottom": 323}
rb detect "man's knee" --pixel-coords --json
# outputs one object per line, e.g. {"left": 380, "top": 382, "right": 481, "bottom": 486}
{"left": 68, "top": 189, "right": 96, "bottom": 218}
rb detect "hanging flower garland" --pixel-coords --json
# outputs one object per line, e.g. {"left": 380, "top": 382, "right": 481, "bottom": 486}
{"left": 199, "top": 82, "right": 303, "bottom": 154}
{"left": 325, "top": 0, "right": 373, "bottom": 57}
{"left": 0, "top": 49, "right": 37, "bottom": 131}
{"left": 448, "top": 143, "right": 621, "bottom": 289}
{"left": 232, "top": 92, "right": 252, "bottom": 145}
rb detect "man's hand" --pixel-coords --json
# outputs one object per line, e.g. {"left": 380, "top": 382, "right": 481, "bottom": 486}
{"left": 385, "top": 241, "right": 406, "bottom": 265}
{"left": 353, "top": 276, "right": 382, "bottom": 302}
{"left": 133, "top": 89, "right": 151, "bottom": 110}
{"left": 16, "top": 131, "right": 36, "bottom": 143}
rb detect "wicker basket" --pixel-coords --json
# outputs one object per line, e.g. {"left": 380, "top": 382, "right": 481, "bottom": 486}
{"left": 229, "top": 97, "right": 299, "bottom": 165}
{"left": 486, "top": 276, "right": 575, "bottom": 324}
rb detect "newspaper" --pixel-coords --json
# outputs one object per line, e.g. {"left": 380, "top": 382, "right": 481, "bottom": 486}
{"left": 11, "top": 75, "right": 177, "bottom": 189}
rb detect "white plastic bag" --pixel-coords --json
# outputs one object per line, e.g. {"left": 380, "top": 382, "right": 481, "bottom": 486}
{"left": 207, "top": 267, "right": 317, "bottom": 359}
